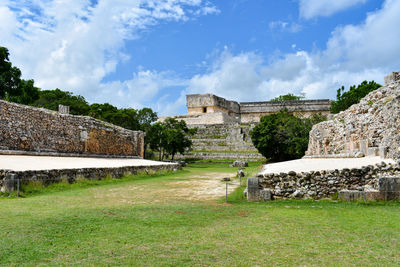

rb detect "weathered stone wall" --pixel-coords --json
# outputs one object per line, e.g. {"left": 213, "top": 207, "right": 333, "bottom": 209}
{"left": 0, "top": 163, "right": 179, "bottom": 193}
{"left": 257, "top": 161, "right": 400, "bottom": 199}
{"left": 158, "top": 112, "right": 240, "bottom": 125}
{"left": 187, "top": 94, "right": 240, "bottom": 115}
{"left": 306, "top": 72, "right": 400, "bottom": 159}
{"left": 0, "top": 100, "right": 145, "bottom": 157}
{"left": 240, "top": 99, "right": 331, "bottom": 123}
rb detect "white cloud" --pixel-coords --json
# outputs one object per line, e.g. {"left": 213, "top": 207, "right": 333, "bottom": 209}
{"left": 269, "top": 20, "right": 302, "bottom": 33}
{"left": 0, "top": 0, "right": 218, "bottom": 110}
{"left": 186, "top": 0, "right": 400, "bottom": 107}
{"left": 299, "top": 0, "right": 367, "bottom": 19}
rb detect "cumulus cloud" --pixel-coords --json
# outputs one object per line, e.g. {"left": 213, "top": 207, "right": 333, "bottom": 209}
{"left": 299, "top": 0, "right": 367, "bottom": 19}
{"left": 0, "top": 0, "right": 218, "bottom": 110}
{"left": 186, "top": 0, "right": 400, "bottom": 106}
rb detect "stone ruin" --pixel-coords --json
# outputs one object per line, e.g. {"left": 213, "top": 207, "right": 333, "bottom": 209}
{"left": 248, "top": 72, "right": 400, "bottom": 201}
{"left": 159, "top": 94, "right": 331, "bottom": 161}
{"left": 306, "top": 72, "right": 400, "bottom": 159}
{"left": 0, "top": 100, "right": 145, "bottom": 158}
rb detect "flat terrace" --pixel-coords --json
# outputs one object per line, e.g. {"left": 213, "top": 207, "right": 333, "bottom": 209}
{"left": 0, "top": 155, "right": 179, "bottom": 192}
{"left": 259, "top": 156, "right": 395, "bottom": 175}
{"left": 0, "top": 155, "right": 176, "bottom": 172}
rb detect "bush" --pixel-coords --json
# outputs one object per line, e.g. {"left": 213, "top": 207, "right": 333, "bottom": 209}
{"left": 330, "top": 81, "right": 381, "bottom": 113}
{"left": 250, "top": 111, "right": 325, "bottom": 161}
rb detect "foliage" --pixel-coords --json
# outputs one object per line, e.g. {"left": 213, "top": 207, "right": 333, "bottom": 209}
{"left": 250, "top": 110, "right": 326, "bottom": 161}
{"left": 146, "top": 118, "right": 197, "bottom": 160}
{"left": 33, "top": 88, "right": 90, "bottom": 115}
{"left": 330, "top": 80, "right": 381, "bottom": 113}
{"left": 0, "top": 47, "right": 40, "bottom": 104}
{"left": 270, "top": 93, "right": 304, "bottom": 102}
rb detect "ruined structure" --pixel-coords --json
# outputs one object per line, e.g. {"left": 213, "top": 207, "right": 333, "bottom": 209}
{"left": 165, "top": 94, "right": 331, "bottom": 125}
{"left": 0, "top": 100, "right": 145, "bottom": 158}
{"left": 306, "top": 72, "right": 400, "bottom": 159}
{"left": 250, "top": 72, "right": 400, "bottom": 201}
{"left": 160, "top": 94, "right": 331, "bottom": 161}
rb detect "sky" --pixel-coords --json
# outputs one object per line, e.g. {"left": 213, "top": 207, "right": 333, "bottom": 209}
{"left": 1, "top": 0, "right": 400, "bottom": 116}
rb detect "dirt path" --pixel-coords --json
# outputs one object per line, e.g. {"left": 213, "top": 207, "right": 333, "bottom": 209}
{"left": 89, "top": 170, "right": 242, "bottom": 206}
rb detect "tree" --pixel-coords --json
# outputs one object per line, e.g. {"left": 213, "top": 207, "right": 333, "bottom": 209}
{"left": 270, "top": 93, "right": 304, "bottom": 102}
{"left": 146, "top": 122, "right": 167, "bottom": 160}
{"left": 146, "top": 118, "right": 197, "bottom": 160}
{"left": 0, "top": 46, "right": 40, "bottom": 104}
{"left": 330, "top": 81, "right": 381, "bottom": 113}
{"left": 33, "top": 88, "right": 90, "bottom": 115}
{"left": 250, "top": 110, "right": 326, "bottom": 161}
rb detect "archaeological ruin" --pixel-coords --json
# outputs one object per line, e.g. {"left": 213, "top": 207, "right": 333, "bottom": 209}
{"left": 0, "top": 100, "right": 145, "bottom": 158}
{"left": 249, "top": 72, "right": 400, "bottom": 201}
{"left": 161, "top": 94, "right": 331, "bottom": 161}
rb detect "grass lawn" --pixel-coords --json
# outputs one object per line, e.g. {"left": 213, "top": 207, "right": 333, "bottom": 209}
{"left": 1, "top": 162, "right": 399, "bottom": 266}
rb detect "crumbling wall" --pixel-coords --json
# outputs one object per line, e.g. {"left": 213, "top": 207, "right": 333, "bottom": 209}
{"left": 306, "top": 72, "right": 400, "bottom": 159}
{"left": 0, "top": 100, "right": 145, "bottom": 157}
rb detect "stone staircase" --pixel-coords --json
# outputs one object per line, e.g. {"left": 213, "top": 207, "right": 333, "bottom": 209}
{"left": 178, "top": 123, "right": 264, "bottom": 161}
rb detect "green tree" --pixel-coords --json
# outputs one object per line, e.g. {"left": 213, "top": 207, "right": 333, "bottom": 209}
{"left": 146, "top": 122, "right": 167, "bottom": 160}
{"left": 146, "top": 118, "right": 196, "bottom": 160}
{"left": 0, "top": 46, "right": 40, "bottom": 104}
{"left": 270, "top": 93, "right": 304, "bottom": 102}
{"left": 250, "top": 110, "right": 325, "bottom": 161}
{"left": 163, "top": 118, "right": 197, "bottom": 160}
{"left": 330, "top": 81, "right": 381, "bottom": 113}
{"left": 33, "top": 88, "right": 90, "bottom": 115}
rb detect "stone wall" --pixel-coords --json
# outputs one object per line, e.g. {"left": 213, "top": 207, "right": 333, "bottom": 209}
{"left": 306, "top": 72, "right": 400, "bottom": 159}
{"left": 187, "top": 94, "right": 240, "bottom": 116}
{"left": 0, "top": 163, "right": 179, "bottom": 193}
{"left": 257, "top": 161, "right": 400, "bottom": 199}
{"left": 0, "top": 100, "right": 145, "bottom": 157}
{"left": 240, "top": 99, "right": 331, "bottom": 123}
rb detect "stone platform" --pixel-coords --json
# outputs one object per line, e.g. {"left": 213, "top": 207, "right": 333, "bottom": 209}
{"left": 259, "top": 156, "right": 395, "bottom": 175}
{"left": 0, "top": 155, "right": 179, "bottom": 193}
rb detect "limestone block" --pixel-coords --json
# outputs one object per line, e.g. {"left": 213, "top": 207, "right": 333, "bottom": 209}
{"left": 378, "top": 177, "right": 400, "bottom": 200}
{"left": 247, "top": 177, "right": 261, "bottom": 201}
{"left": 368, "top": 147, "right": 379, "bottom": 156}
{"left": 360, "top": 140, "right": 368, "bottom": 155}
{"left": 379, "top": 146, "right": 388, "bottom": 158}
{"left": 338, "top": 190, "right": 365, "bottom": 202}
{"left": 4, "top": 173, "right": 17, "bottom": 193}
{"left": 231, "top": 160, "right": 248, "bottom": 167}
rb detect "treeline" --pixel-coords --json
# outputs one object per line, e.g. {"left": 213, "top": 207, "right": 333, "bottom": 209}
{"left": 1, "top": 46, "right": 196, "bottom": 159}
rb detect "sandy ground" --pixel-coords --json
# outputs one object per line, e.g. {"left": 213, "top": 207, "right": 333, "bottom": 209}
{"left": 260, "top": 156, "right": 396, "bottom": 175}
{"left": 0, "top": 155, "right": 176, "bottom": 171}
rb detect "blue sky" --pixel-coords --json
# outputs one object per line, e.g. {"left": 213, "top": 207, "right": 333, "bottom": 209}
{"left": 1, "top": 0, "right": 399, "bottom": 115}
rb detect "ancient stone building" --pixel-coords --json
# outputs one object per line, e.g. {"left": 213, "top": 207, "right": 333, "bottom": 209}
{"left": 165, "top": 94, "right": 331, "bottom": 125}
{"left": 160, "top": 94, "right": 331, "bottom": 160}
{"left": 306, "top": 72, "right": 400, "bottom": 159}
{"left": 0, "top": 100, "right": 145, "bottom": 158}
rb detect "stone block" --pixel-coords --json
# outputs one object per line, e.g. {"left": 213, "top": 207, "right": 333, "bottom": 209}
{"left": 231, "top": 160, "right": 248, "bottom": 167}
{"left": 360, "top": 140, "right": 368, "bottom": 155}
{"left": 379, "top": 146, "right": 388, "bottom": 158}
{"left": 247, "top": 177, "right": 261, "bottom": 201}
{"left": 368, "top": 147, "right": 379, "bottom": 156}
{"left": 260, "top": 189, "right": 272, "bottom": 201}
{"left": 4, "top": 173, "right": 17, "bottom": 193}
{"left": 338, "top": 190, "right": 365, "bottom": 202}
{"left": 378, "top": 177, "right": 400, "bottom": 200}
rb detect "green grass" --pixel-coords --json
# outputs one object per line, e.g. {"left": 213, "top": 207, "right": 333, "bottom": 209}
{"left": 1, "top": 162, "right": 400, "bottom": 266}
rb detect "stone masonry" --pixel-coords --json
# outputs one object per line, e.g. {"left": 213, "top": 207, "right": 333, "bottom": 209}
{"left": 0, "top": 100, "right": 145, "bottom": 157}
{"left": 306, "top": 72, "right": 400, "bottom": 159}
